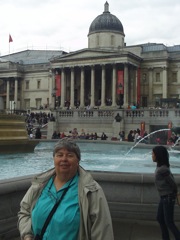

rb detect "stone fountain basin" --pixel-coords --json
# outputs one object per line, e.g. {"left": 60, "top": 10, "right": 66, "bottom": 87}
{"left": 0, "top": 171, "right": 179, "bottom": 239}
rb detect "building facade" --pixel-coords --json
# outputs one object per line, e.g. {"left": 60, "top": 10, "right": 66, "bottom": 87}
{"left": 0, "top": 2, "right": 180, "bottom": 138}
{"left": 0, "top": 50, "right": 66, "bottom": 111}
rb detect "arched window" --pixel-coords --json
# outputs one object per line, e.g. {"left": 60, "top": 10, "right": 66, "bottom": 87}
{"left": 96, "top": 35, "right": 99, "bottom": 46}
{"left": 111, "top": 35, "right": 114, "bottom": 45}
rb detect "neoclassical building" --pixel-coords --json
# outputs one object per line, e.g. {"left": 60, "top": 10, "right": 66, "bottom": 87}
{"left": 0, "top": 1, "right": 180, "bottom": 112}
{"left": 50, "top": 2, "right": 180, "bottom": 110}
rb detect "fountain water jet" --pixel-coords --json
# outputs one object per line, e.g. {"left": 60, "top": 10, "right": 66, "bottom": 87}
{"left": 125, "top": 128, "right": 170, "bottom": 156}
{"left": 117, "top": 128, "right": 180, "bottom": 168}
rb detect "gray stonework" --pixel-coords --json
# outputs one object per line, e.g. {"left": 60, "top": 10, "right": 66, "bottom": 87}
{"left": 47, "top": 109, "right": 180, "bottom": 142}
{"left": 0, "top": 171, "right": 180, "bottom": 240}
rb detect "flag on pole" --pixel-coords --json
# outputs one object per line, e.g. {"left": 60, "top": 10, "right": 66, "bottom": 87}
{"left": 9, "top": 34, "right": 13, "bottom": 43}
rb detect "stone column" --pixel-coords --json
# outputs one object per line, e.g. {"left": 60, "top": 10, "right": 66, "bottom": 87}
{"left": 112, "top": 64, "right": 117, "bottom": 107}
{"left": 19, "top": 78, "right": 24, "bottom": 109}
{"left": 101, "top": 65, "right": 105, "bottom": 107}
{"left": 90, "top": 65, "right": 95, "bottom": 108}
{"left": 70, "top": 67, "right": 75, "bottom": 108}
{"left": 134, "top": 69, "right": 137, "bottom": 103}
{"left": 148, "top": 68, "right": 153, "bottom": 106}
{"left": 60, "top": 68, "right": 65, "bottom": 108}
{"left": 14, "top": 78, "right": 18, "bottom": 104}
{"left": 6, "top": 80, "right": 10, "bottom": 111}
{"left": 48, "top": 69, "right": 53, "bottom": 108}
{"left": 162, "top": 67, "right": 167, "bottom": 98}
{"left": 80, "top": 67, "right": 85, "bottom": 108}
{"left": 123, "top": 63, "right": 129, "bottom": 108}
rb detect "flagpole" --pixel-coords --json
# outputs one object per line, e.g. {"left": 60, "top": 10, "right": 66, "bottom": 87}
{"left": 9, "top": 34, "right": 13, "bottom": 61}
{"left": 9, "top": 41, "right": 10, "bottom": 61}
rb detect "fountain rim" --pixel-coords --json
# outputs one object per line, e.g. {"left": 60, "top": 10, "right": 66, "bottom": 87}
{"left": 37, "top": 139, "right": 180, "bottom": 150}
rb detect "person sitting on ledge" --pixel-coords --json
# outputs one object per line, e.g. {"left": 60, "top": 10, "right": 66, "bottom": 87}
{"left": 101, "top": 132, "right": 108, "bottom": 140}
{"left": 51, "top": 131, "right": 59, "bottom": 139}
{"left": 93, "top": 132, "right": 98, "bottom": 140}
{"left": 18, "top": 138, "right": 114, "bottom": 240}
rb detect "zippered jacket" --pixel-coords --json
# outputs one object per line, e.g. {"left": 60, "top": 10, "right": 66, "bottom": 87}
{"left": 18, "top": 166, "right": 114, "bottom": 240}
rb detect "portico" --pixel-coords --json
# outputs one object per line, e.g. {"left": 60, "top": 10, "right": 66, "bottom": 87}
{"left": 51, "top": 51, "right": 142, "bottom": 109}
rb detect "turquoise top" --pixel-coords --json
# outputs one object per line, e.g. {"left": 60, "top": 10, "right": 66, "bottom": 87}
{"left": 32, "top": 173, "right": 80, "bottom": 240}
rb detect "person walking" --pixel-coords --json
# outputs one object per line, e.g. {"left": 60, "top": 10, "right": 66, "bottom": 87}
{"left": 18, "top": 138, "right": 114, "bottom": 240}
{"left": 152, "top": 145, "right": 180, "bottom": 240}
{"left": 35, "top": 127, "right": 42, "bottom": 139}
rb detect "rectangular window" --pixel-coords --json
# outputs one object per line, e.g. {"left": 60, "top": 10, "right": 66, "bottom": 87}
{"left": 25, "top": 81, "right": 29, "bottom": 90}
{"left": 142, "top": 96, "right": 147, "bottom": 107}
{"left": 154, "top": 94, "right": 162, "bottom": 107}
{"left": 37, "top": 80, "right": 41, "bottom": 89}
{"left": 25, "top": 99, "right": 30, "bottom": 109}
{"left": 96, "top": 35, "right": 99, "bottom": 46}
{"left": 36, "top": 98, "right": 41, "bottom": 109}
{"left": 172, "top": 72, "right": 177, "bottom": 82}
{"left": 111, "top": 35, "right": 114, "bottom": 45}
{"left": 142, "top": 73, "right": 147, "bottom": 82}
{"left": 155, "top": 73, "right": 160, "bottom": 82}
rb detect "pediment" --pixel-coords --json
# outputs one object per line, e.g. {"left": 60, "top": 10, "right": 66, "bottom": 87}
{"left": 51, "top": 48, "right": 120, "bottom": 62}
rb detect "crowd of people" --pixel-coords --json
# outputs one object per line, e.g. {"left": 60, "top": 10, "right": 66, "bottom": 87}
{"left": 26, "top": 111, "right": 56, "bottom": 139}
{"left": 126, "top": 129, "right": 149, "bottom": 144}
{"left": 25, "top": 111, "right": 179, "bottom": 146}
{"left": 52, "top": 128, "right": 108, "bottom": 141}
{"left": 167, "top": 132, "right": 180, "bottom": 145}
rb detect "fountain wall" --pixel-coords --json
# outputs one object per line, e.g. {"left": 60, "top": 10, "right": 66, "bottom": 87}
{"left": 0, "top": 114, "right": 39, "bottom": 153}
{"left": 0, "top": 171, "right": 180, "bottom": 240}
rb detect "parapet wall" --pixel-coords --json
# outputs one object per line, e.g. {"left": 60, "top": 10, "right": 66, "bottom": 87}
{"left": 0, "top": 172, "right": 180, "bottom": 240}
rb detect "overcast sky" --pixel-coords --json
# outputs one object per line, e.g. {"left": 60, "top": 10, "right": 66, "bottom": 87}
{"left": 0, "top": 0, "right": 180, "bottom": 56}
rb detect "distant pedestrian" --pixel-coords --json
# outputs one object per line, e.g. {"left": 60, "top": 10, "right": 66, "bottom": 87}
{"left": 119, "top": 131, "right": 125, "bottom": 141}
{"left": 35, "top": 127, "right": 42, "bottom": 139}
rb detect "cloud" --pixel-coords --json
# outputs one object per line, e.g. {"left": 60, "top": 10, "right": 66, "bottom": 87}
{"left": 0, "top": 0, "right": 180, "bottom": 55}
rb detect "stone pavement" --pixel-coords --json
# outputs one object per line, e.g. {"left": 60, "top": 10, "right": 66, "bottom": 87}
{"left": 11, "top": 219, "right": 180, "bottom": 240}
{"left": 113, "top": 219, "right": 180, "bottom": 240}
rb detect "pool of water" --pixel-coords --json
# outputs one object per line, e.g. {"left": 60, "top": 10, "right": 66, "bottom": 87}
{"left": 0, "top": 141, "right": 179, "bottom": 180}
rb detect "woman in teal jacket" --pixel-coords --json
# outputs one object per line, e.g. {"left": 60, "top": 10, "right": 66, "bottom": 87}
{"left": 18, "top": 139, "right": 114, "bottom": 240}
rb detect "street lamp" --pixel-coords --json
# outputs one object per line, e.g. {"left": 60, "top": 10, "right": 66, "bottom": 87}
{"left": 118, "top": 83, "right": 124, "bottom": 109}
{"left": 13, "top": 101, "right": 16, "bottom": 113}
{"left": 51, "top": 88, "right": 57, "bottom": 109}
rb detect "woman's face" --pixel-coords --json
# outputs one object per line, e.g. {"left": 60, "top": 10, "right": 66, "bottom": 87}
{"left": 152, "top": 151, "right": 156, "bottom": 162}
{"left": 54, "top": 148, "right": 79, "bottom": 178}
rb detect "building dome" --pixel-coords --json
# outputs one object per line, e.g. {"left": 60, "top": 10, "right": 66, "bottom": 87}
{"left": 88, "top": 2, "right": 124, "bottom": 36}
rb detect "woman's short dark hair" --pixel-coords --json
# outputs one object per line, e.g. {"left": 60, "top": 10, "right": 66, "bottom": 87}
{"left": 53, "top": 138, "right": 81, "bottom": 161}
{"left": 152, "top": 145, "right": 169, "bottom": 167}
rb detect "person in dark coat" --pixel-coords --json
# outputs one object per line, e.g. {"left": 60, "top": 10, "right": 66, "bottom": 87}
{"left": 35, "top": 128, "right": 42, "bottom": 139}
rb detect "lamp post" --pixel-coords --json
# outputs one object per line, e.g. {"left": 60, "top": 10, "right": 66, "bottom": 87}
{"left": 51, "top": 88, "right": 56, "bottom": 110}
{"left": 118, "top": 83, "right": 123, "bottom": 109}
{"left": 13, "top": 101, "right": 16, "bottom": 114}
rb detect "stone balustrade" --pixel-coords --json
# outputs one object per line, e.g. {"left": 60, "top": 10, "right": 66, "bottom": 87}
{"left": 56, "top": 109, "right": 180, "bottom": 120}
